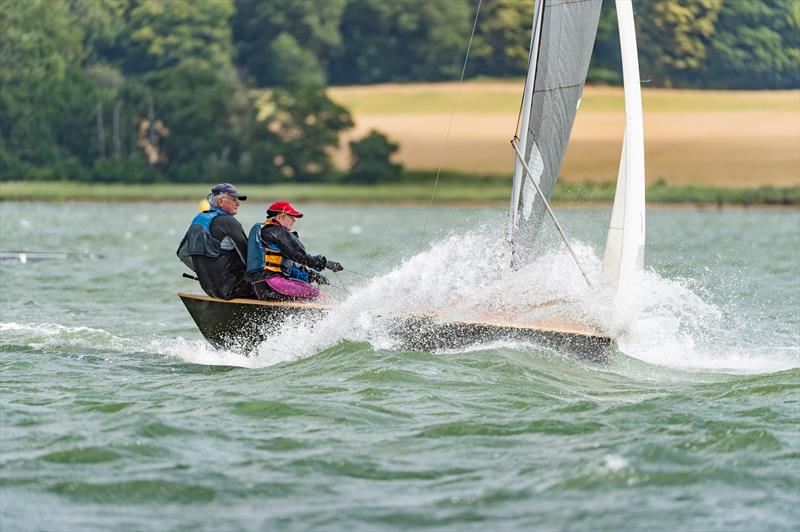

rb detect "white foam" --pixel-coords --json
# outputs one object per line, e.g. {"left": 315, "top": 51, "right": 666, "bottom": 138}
{"left": 602, "top": 454, "right": 629, "bottom": 472}
{"left": 147, "top": 336, "right": 260, "bottom": 368}
{"left": 0, "top": 321, "right": 138, "bottom": 352}
{"left": 230, "top": 227, "right": 799, "bottom": 374}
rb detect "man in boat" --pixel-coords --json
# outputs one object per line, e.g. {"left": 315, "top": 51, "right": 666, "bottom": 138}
{"left": 176, "top": 183, "right": 252, "bottom": 300}
{"left": 246, "top": 201, "right": 343, "bottom": 300}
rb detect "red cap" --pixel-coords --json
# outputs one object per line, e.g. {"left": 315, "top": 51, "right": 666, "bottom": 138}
{"left": 267, "top": 200, "right": 303, "bottom": 218}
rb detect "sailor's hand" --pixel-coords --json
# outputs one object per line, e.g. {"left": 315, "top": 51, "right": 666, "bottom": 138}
{"left": 325, "top": 260, "right": 343, "bottom": 272}
{"left": 308, "top": 255, "right": 327, "bottom": 270}
{"left": 313, "top": 272, "right": 329, "bottom": 285}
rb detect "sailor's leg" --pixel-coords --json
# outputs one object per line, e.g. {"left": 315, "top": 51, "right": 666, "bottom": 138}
{"left": 266, "top": 276, "right": 320, "bottom": 300}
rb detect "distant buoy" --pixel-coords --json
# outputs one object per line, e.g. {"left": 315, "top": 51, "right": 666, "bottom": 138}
{"left": 198, "top": 198, "right": 211, "bottom": 212}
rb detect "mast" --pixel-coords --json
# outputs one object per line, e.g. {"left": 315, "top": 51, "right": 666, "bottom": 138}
{"left": 506, "top": 0, "right": 545, "bottom": 247}
{"left": 601, "top": 0, "right": 646, "bottom": 301}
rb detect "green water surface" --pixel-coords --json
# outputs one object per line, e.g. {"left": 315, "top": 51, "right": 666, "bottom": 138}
{"left": 1, "top": 203, "right": 798, "bottom": 531}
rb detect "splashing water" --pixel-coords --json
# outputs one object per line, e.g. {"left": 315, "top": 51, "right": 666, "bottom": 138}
{"left": 169, "top": 227, "right": 795, "bottom": 375}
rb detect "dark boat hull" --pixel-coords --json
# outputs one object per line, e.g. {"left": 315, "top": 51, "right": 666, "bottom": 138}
{"left": 178, "top": 292, "right": 611, "bottom": 361}
{"left": 390, "top": 316, "right": 611, "bottom": 361}
{"left": 178, "top": 292, "right": 330, "bottom": 352}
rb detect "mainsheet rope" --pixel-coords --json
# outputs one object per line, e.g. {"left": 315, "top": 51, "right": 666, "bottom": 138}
{"left": 420, "top": 0, "right": 483, "bottom": 240}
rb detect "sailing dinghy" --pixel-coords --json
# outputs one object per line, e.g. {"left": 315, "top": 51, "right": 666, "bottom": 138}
{"left": 178, "top": 0, "right": 645, "bottom": 361}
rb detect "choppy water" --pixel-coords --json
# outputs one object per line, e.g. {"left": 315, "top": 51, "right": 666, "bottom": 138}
{"left": 1, "top": 202, "right": 798, "bottom": 531}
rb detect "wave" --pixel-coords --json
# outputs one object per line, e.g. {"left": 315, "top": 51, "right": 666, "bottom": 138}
{"left": 0, "top": 322, "right": 140, "bottom": 353}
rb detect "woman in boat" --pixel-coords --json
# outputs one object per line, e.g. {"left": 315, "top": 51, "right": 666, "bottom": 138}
{"left": 246, "top": 201, "right": 343, "bottom": 300}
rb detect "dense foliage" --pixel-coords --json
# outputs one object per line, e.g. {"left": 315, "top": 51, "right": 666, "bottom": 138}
{"left": 232, "top": 0, "right": 797, "bottom": 89}
{"left": 1, "top": 0, "right": 797, "bottom": 183}
{"left": 348, "top": 131, "right": 402, "bottom": 184}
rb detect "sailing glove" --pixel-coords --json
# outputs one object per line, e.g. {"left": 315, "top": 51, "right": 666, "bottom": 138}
{"left": 326, "top": 260, "right": 343, "bottom": 272}
{"left": 310, "top": 271, "right": 329, "bottom": 285}
{"left": 307, "top": 255, "right": 327, "bottom": 270}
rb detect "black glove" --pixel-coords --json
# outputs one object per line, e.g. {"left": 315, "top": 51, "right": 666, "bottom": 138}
{"left": 310, "top": 271, "right": 329, "bottom": 285}
{"left": 325, "top": 260, "right": 343, "bottom": 272}
{"left": 308, "top": 255, "right": 327, "bottom": 270}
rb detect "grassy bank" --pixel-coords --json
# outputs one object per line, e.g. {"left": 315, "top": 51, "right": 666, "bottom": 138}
{"left": 1, "top": 178, "right": 797, "bottom": 206}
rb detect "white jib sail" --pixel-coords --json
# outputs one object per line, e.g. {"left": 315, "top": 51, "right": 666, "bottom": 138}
{"left": 601, "top": 0, "right": 646, "bottom": 303}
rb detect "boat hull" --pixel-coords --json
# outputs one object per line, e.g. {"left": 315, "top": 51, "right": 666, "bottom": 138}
{"left": 178, "top": 292, "right": 330, "bottom": 352}
{"left": 178, "top": 292, "right": 611, "bottom": 361}
{"left": 390, "top": 316, "right": 610, "bottom": 360}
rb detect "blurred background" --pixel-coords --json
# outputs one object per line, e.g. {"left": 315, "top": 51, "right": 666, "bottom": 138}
{"left": 0, "top": 0, "right": 798, "bottom": 204}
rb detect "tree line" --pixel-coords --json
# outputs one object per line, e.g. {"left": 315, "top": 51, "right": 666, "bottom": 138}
{"left": 235, "top": 0, "right": 799, "bottom": 89}
{"left": 1, "top": 0, "right": 797, "bottom": 184}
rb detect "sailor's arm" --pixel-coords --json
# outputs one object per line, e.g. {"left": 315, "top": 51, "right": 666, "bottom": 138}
{"left": 286, "top": 232, "right": 342, "bottom": 272}
{"left": 271, "top": 228, "right": 326, "bottom": 270}
{"left": 214, "top": 216, "right": 249, "bottom": 264}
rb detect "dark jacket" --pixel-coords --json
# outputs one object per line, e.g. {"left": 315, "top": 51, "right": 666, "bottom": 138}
{"left": 246, "top": 222, "right": 326, "bottom": 281}
{"left": 177, "top": 208, "right": 251, "bottom": 299}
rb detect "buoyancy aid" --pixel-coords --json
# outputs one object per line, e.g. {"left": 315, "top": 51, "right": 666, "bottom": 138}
{"left": 246, "top": 222, "right": 266, "bottom": 274}
{"left": 246, "top": 220, "right": 311, "bottom": 282}
{"left": 176, "top": 206, "right": 231, "bottom": 271}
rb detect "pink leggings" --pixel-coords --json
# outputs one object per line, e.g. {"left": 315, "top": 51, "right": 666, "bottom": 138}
{"left": 266, "top": 276, "right": 320, "bottom": 299}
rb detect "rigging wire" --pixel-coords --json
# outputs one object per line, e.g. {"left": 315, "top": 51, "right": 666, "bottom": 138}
{"left": 510, "top": 138, "right": 594, "bottom": 289}
{"left": 342, "top": 268, "right": 371, "bottom": 278}
{"left": 420, "top": 0, "right": 483, "bottom": 240}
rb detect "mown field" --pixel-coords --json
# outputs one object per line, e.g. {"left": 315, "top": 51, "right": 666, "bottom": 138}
{"left": 329, "top": 81, "right": 800, "bottom": 188}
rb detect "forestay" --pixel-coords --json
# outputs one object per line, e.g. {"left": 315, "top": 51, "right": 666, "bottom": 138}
{"left": 508, "top": 0, "right": 603, "bottom": 262}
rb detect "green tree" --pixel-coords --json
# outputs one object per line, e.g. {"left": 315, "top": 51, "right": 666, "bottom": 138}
{"left": 329, "top": 0, "right": 472, "bottom": 84}
{"left": 67, "top": 0, "right": 128, "bottom": 64}
{"left": 265, "top": 33, "right": 326, "bottom": 88}
{"left": 120, "top": 0, "right": 236, "bottom": 75}
{"left": 471, "top": 0, "right": 533, "bottom": 77}
{"left": 233, "top": 0, "right": 344, "bottom": 87}
{"left": 347, "top": 130, "right": 402, "bottom": 183}
{"left": 249, "top": 88, "right": 353, "bottom": 182}
{"left": 637, "top": 0, "right": 723, "bottom": 87}
{"left": 0, "top": 0, "right": 103, "bottom": 178}
{"left": 701, "top": 0, "right": 800, "bottom": 89}
{"left": 134, "top": 63, "right": 251, "bottom": 181}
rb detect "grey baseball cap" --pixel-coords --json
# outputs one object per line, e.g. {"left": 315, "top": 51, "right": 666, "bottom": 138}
{"left": 210, "top": 183, "right": 247, "bottom": 200}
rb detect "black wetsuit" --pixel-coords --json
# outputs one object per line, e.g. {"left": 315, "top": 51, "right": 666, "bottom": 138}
{"left": 178, "top": 214, "right": 252, "bottom": 299}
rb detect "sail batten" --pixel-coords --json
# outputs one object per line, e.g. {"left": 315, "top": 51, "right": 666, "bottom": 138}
{"left": 509, "top": 0, "right": 603, "bottom": 263}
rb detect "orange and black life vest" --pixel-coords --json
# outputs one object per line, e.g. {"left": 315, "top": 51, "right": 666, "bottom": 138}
{"left": 246, "top": 220, "right": 295, "bottom": 277}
